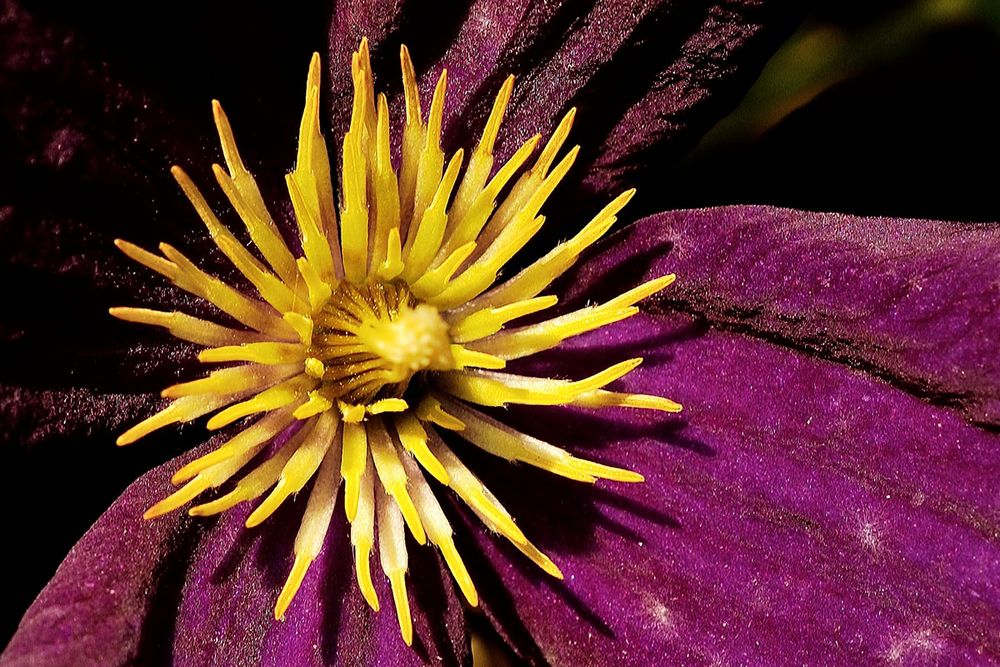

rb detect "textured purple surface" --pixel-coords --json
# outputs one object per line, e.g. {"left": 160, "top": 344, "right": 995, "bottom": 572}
{"left": 12, "top": 2, "right": 999, "bottom": 666}
{"left": 0, "top": 443, "right": 468, "bottom": 666}
{"left": 563, "top": 206, "right": 1000, "bottom": 427}
{"left": 0, "top": 0, "right": 808, "bottom": 439}
{"left": 466, "top": 208, "right": 1000, "bottom": 665}
{"left": 323, "top": 0, "right": 807, "bottom": 214}
{"left": 0, "top": 0, "right": 809, "bottom": 660}
{"left": 0, "top": 450, "right": 200, "bottom": 667}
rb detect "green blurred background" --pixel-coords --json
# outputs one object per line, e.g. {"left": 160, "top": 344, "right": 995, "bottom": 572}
{"left": 666, "top": 0, "right": 1000, "bottom": 223}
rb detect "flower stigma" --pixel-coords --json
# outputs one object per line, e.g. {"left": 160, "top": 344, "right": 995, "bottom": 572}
{"left": 111, "top": 39, "right": 682, "bottom": 646}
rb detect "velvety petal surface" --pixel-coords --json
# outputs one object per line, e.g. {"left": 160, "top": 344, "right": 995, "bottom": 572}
{"left": 324, "top": 0, "right": 810, "bottom": 216}
{"left": 465, "top": 206, "right": 1000, "bottom": 664}
{"left": 0, "top": 0, "right": 333, "bottom": 392}
{"left": 0, "top": 0, "right": 328, "bottom": 482}
{"left": 0, "top": 0, "right": 333, "bottom": 639}
{"left": 0, "top": 442, "right": 469, "bottom": 666}
{"left": 564, "top": 206, "right": 1000, "bottom": 427}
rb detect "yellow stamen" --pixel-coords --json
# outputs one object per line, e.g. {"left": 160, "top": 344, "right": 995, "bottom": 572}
{"left": 441, "top": 397, "right": 643, "bottom": 483}
{"left": 425, "top": 430, "right": 528, "bottom": 546}
{"left": 304, "top": 357, "right": 326, "bottom": 379}
{"left": 398, "top": 45, "right": 424, "bottom": 230}
{"left": 389, "top": 570, "right": 413, "bottom": 647}
{"left": 206, "top": 375, "right": 315, "bottom": 430}
{"left": 414, "top": 395, "right": 465, "bottom": 431}
{"left": 449, "top": 345, "right": 506, "bottom": 371}
{"left": 275, "top": 554, "right": 311, "bottom": 621}
{"left": 401, "top": 453, "right": 477, "bottom": 606}
{"left": 427, "top": 209, "right": 548, "bottom": 310}
{"left": 339, "top": 401, "right": 367, "bottom": 423}
{"left": 115, "top": 240, "right": 294, "bottom": 339}
{"left": 437, "top": 358, "right": 642, "bottom": 408}
{"left": 369, "top": 94, "right": 401, "bottom": 276}
{"left": 368, "top": 398, "right": 408, "bottom": 415}
{"left": 368, "top": 419, "right": 426, "bottom": 545}
{"left": 108, "top": 307, "right": 265, "bottom": 347}
{"left": 378, "top": 483, "right": 413, "bottom": 646}
{"left": 410, "top": 241, "right": 477, "bottom": 300}
{"left": 160, "top": 243, "right": 294, "bottom": 339}
{"left": 210, "top": 99, "right": 300, "bottom": 285}
{"left": 297, "top": 257, "right": 333, "bottom": 312}
{"left": 286, "top": 175, "right": 338, "bottom": 284}
{"left": 573, "top": 390, "right": 683, "bottom": 413}
{"left": 378, "top": 227, "right": 405, "bottom": 280}
{"left": 409, "top": 69, "right": 447, "bottom": 239}
{"left": 172, "top": 166, "right": 298, "bottom": 313}
{"left": 275, "top": 430, "right": 343, "bottom": 619}
{"left": 145, "top": 430, "right": 276, "bottom": 519}
{"left": 401, "top": 149, "right": 465, "bottom": 283}
{"left": 351, "top": 453, "right": 379, "bottom": 610}
{"left": 162, "top": 364, "right": 298, "bottom": 399}
{"left": 290, "top": 53, "right": 341, "bottom": 281}
{"left": 283, "top": 312, "right": 314, "bottom": 345}
{"left": 246, "top": 410, "right": 339, "bottom": 528}
{"left": 450, "top": 295, "right": 558, "bottom": 343}
{"left": 292, "top": 390, "right": 334, "bottom": 419}
{"left": 471, "top": 274, "right": 676, "bottom": 360}
{"left": 438, "top": 134, "right": 541, "bottom": 259}
{"left": 339, "top": 68, "right": 369, "bottom": 283}
{"left": 189, "top": 416, "right": 311, "bottom": 516}
{"left": 475, "top": 108, "right": 576, "bottom": 250}
{"left": 391, "top": 412, "right": 449, "bottom": 484}
{"left": 448, "top": 75, "right": 514, "bottom": 230}
{"left": 199, "top": 342, "right": 306, "bottom": 366}
{"left": 458, "top": 189, "right": 636, "bottom": 317}
{"left": 113, "top": 43, "right": 683, "bottom": 637}
{"left": 117, "top": 393, "right": 241, "bottom": 446}
{"left": 341, "top": 420, "right": 367, "bottom": 521}
{"left": 172, "top": 407, "right": 298, "bottom": 484}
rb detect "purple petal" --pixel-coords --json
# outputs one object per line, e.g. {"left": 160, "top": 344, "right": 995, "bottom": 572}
{"left": 472, "top": 312, "right": 1000, "bottom": 664}
{"left": 325, "top": 1, "right": 809, "bottom": 213}
{"left": 0, "top": 2, "right": 332, "bottom": 634}
{"left": 0, "top": 449, "right": 197, "bottom": 667}
{"left": 1, "top": 446, "right": 469, "bottom": 666}
{"left": 564, "top": 206, "right": 1000, "bottom": 427}
{"left": 0, "top": 0, "right": 345, "bottom": 392}
{"left": 462, "top": 205, "right": 1000, "bottom": 663}
{"left": 0, "top": 0, "right": 272, "bottom": 399}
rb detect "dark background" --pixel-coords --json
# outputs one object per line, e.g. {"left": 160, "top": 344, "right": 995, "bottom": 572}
{"left": 668, "top": 0, "right": 1000, "bottom": 224}
{"left": 2, "top": 0, "right": 999, "bottom": 655}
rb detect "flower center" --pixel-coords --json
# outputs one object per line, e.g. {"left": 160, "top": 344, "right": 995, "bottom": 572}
{"left": 110, "top": 39, "right": 682, "bottom": 648}
{"left": 311, "top": 281, "right": 453, "bottom": 407}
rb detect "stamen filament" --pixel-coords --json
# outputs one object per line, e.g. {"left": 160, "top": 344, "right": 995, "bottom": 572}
{"left": 351, "top": 453, "right": 380, "bottom": 610}
{"left": 113, "top": 44, "right": 681, "bottom": 645}
{"left": 275, "top": 429, "right": 343, "bottom": 619}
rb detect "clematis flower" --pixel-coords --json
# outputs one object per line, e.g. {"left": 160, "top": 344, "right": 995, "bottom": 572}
{"left": 2, "top": 3, "right": 999, "bottom": 667}
{"left": 107, "top": 36, "right": 685, "bottom": 643}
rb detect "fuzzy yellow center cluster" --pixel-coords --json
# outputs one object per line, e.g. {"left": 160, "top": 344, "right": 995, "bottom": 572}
{"left": 111, "top": 38, "right": 681, "bottom": 648}
{"left": 303, "top": 281, "right": 454, "bottom": 414}
{"left": 353, "top": 300, "right": 453, "bottom": 379}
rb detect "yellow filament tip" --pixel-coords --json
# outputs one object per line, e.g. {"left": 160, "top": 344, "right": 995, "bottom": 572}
{"left": 440, "top": 537, "right": 478, "bottom": 606}
{"left": 391, "top": 487, "right": 427, "bottom": 545}
{"left": 389, "top": 570, "right": 413, "bottom": 646}
{"left": 355, "top": 543, "right": 380, "bottom": 611}
{"left": 275, "top": 553, "right": 313, "bottom": 620}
